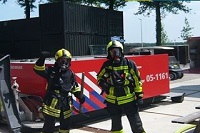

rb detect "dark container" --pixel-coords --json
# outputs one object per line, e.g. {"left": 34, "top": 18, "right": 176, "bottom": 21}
{"left": 0, "top": 18, "right": 41, "bottom": 59}
{"left": 107, "top": 10, "right": 123, "bottom": 36}
{"left": 13, "top": 18, "right": 40, "bottom": 41}
{"left": 41, "top": 33, "right": 65, "bottom": 54}
{"left": 166, "top": 45, "right": 189, "bottom": 65}
{"left": 39, "top": 1, "right": 123, "bottom": 56}
{"left": 0, "top": 21, "right": 13, "bottom": 41}
{"left": 0, "top": 42, "right": 12, "bottom": 57}
{"left": 64, "top": 34, "right": 110, "bottom": 56}
{"left": 11, "top": 40, "right": 41, "bottom": 59}
{"left": 41, "top": 33, "right": 110, "bottom": 56}
{"left": 0, "top": 1, "right": 123, "bottom": 59}
{"left": 39, "top": 2, "right": 64, "bottom": 34}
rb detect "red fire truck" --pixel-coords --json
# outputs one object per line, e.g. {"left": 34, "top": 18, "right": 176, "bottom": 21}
{"left": 0, "top": 54, "right": 184, "bottom": 132}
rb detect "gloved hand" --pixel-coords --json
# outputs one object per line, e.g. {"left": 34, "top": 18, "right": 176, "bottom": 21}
{"left": 40, "top": 51, "right": 50, "bottom": 58}
{"left": 79, "top": 96, "right": 85, "bottom": 104}
{"left": 137, "top": 98, "right": 143, "bottom": 105}
{"left": 99, "top": 82, "right": 110, "bottom": 94}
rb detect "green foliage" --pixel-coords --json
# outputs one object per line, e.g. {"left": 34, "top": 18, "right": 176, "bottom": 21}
{"left": 17, "top": 0, "right": 37, "bottom": 19}
{"left": 0, "top": 0, "right": 7, "bottom": 4}
{"left": 180, "top": 17, "right": 194, "bottom": 40}
{"left": 17, "top": 0, "right": 36, "bottom": 10}
{"left": 135, "top": 1, "right": 190, "bottom": 16}
{"left": 135, "top": 1, "right": 190, "bottom": 46}
{"left": 161, "top": 23, "right": 169, "bottom": 45}
{"left": 47, "top": 0, "right": 128, "bottom": 10}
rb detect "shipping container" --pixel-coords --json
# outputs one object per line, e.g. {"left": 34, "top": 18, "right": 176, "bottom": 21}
{"left": 0, "top": 21, "right": 13, "bottom": 41}
{"left": 39, "top": 1, "right": 123, "bottom": 36}
{"left": 0, "top": 1, "right": 123, "bottom": 59}
{"left": 13, "top": 18, "right": 40, "bottom": 41}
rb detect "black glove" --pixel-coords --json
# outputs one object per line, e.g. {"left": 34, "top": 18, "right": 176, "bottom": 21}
{"left": 79, "top": 96, "right": 85, "bottom": 104}
{"left": 40, "top": 51, "right": 50, "bottom": 58}
{"left": 137, "top": 98, "right": 143, "bottom": 105}
{"left": 99, "top": 82, "right": 110, "bottom": 94}
{"left": 74, "top": 91, "right": 85, "bottom": 104}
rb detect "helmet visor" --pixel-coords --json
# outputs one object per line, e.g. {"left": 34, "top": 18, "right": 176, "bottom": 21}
{"left": 58, "top": 57, "right": 71, "bottom": 70}
{"left": 110, "top": 48, "right": 121, "bottom": 58}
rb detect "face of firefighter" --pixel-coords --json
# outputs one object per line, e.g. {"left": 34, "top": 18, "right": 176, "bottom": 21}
{"left": 109, "top": 48, "right": 122, "bottom": 63}
{"left": 57, "top": 57, "right": 71, "bottom": 71}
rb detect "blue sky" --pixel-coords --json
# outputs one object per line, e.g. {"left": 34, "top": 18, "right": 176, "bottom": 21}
{"left": 0, "top": 1, "right": 200, "bottom": 43}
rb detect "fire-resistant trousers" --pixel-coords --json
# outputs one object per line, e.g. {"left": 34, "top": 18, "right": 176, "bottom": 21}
{"left": 41, "top": 111, "right": 71, "bottom": 133}
{"left": 106, "top": 101, "right": 145, "bottom": 133}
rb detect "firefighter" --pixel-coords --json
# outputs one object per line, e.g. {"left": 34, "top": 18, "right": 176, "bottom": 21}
{"left": 97, "top": 40, "right": 146, "bottom": 133}
{"left": 33, "top": 48, "right": 85, "bottom": 133}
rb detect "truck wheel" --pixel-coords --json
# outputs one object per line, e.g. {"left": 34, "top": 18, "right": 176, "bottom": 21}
{"left": 169, "top": 72, "right": 177, "bottom": 80}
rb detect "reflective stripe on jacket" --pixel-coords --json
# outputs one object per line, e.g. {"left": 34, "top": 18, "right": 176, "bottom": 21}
{"left": 97, "top": 58, "right": 143, "bottom": 105}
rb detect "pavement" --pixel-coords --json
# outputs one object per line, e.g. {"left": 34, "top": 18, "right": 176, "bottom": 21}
{"left": 1, "top": 69, "right": 200, "bottom": 133}
{"left": 71, "top": 71, "right": 200, "bottom": 133}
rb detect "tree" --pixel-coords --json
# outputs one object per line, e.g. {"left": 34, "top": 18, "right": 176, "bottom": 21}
{"left": 47, "top": 0, "right": 127, "bottom": 10}
{"left": 0, "top": 0, "right": 7, "bottom": 3}
{"left": 180, "top": 17, "right": 194, "bottom": 41}
{"left": 161, "top": 23, "right": 169, "bottom": 45}
{"left": 135, "top": 1, "right": 190, "bottom": 46}
{"left": 17, "top": 0, "right": 37, "bottom": 19}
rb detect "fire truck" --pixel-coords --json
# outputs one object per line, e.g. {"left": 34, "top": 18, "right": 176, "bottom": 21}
{"left": 0, "top": 54, "right": 184, "bottom": 133}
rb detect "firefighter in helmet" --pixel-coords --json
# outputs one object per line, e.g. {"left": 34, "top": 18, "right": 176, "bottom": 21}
{"left": 97, "top": 40, "right": 146, "bottom": 133}
{"left": 34, "top": 48, "right": 85, "bottom": 133}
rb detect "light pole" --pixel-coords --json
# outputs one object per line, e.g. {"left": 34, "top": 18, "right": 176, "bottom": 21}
{"left": 139, "top": 18, "right": 143, "bottom": 47}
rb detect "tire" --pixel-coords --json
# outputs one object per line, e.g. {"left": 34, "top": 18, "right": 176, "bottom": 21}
{"left": 169, "top": 72, "right": 177, "bottom": 80}
{"left": 174, "top": 124, "right": 196, "bottom": 133}
{"left": 179, "top": 73, "right": 184, "bottom": 79}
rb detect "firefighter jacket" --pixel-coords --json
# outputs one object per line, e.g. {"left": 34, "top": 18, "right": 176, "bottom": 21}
{"left": 97, "top": 57, "right": 143, "bottom": 105}
{"left": 33, "top": 57, "right": 82, "bottom": 119}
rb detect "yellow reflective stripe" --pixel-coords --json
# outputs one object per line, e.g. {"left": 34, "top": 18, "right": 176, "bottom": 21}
{"left": 124, "top": 86, "right": 130, "bottom": 94}
{"left": 0, "top": 100, "right": 4, "bottom": 112}
{"left": 124, "top": 79, "right": 129, "bottom": 85}
{"left": 105, "top": 95, "right": 116, "bottom": 104}
{"left": 105, "top": 98, "right": 115, "bottom": 104}
{"left": 117, "top": 94, "right": 134, "bottom": 101}
{"left": 51, "top": 98, "right": 58, "bottom": 108}
{"left": 130, "top": 69, "right": 142, "bottom": 92}
{"left": 135, "top": 81, "right": 143, "bottom": 93}
{"left": 109, "top": 86, "right": 114, "bottom": 95}
{"left": 111, "top": 129, "right": 124, "bottom": 133}
{"left": 123, "top": 69, "right": 130, "bottom": 85}
{"left": 106, "top": 93, "right": 135, "bottom": 105}
{"left": 59, "top": 129, "right": 70, "bottom": 133}
{"left": 97, "top": 68, "right": 106, "bottom": 81}
{"left": 63, "top": 109, "right": 72, "bottom": 119}
{"left": 106, "top": 94, "right": 116, "bottom": 99}
{"left": 71, "top": 87, "right": 80, "bottom": 93}
{"left": 34, "top": 65, "right": 45, "bottom": 71}
{"left": 43, "top": 105, "right": 60, "bottom": 117}
{"left": 118, "top": 98, "right": 134, "bottom": 105}
{"left": 124, "top": 69, "right": 129, "bottom": 73}
{"left": 54, "top": 90, "right": 60, "bottom": 94}
{"left": 108, "top": 66, "right": 128, "bottom": 70}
